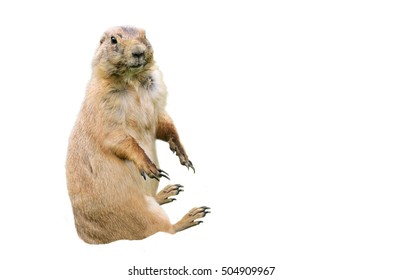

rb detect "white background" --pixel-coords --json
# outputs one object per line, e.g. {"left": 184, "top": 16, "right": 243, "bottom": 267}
{"left": 0, "top": 0, "right": 401, "bottom": 279}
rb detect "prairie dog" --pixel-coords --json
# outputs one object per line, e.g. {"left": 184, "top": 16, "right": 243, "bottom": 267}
{"left": 66, "top": 26, "right": 209, "bottom": 244}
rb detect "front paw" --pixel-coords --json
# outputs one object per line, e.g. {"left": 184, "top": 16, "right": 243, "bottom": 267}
{"left": 138, "top": 160, "right": 170, "bottom": 181}
{"left": 168, "top": 139, "right": 195, "bottom": 173}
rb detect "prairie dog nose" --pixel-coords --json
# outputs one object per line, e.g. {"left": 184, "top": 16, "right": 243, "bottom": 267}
{"left": 132, "top": 45, "right": 146, "bottom": 58}
{"left": 132, "top": 50, "right": 144, "bottom": 58}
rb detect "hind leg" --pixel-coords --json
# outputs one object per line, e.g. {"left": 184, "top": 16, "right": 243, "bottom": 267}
{"left": 138, "top": 198, "right": 210, "bottom": 236}
{"left": 156, "top": 184, "right": 184, "bottom": 205}
{"left": 173, "top": 206, "right": 210, "bottom": 233}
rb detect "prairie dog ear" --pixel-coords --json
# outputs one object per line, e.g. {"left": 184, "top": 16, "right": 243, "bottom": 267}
{"left": 99, "top": 33, "right": 106, "bottom": 44}
{"left": 139, "top": 28, "right": 146, "bottom": 38}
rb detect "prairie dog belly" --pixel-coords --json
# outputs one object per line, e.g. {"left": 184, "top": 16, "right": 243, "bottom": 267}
{"left": 118, "top": 83, "right": 161, "bottom": 195}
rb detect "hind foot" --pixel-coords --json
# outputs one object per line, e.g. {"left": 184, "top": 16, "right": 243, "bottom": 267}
{"left": 156, "top": 184, "right": 184, "bottom": 205}
{"left": 173, "top": 206, "right": 210, "bottom": 233}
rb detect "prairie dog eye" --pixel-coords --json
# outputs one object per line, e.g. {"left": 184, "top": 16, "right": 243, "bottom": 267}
{"left": 111, "top": 36, "right": 117, "bottom": 44}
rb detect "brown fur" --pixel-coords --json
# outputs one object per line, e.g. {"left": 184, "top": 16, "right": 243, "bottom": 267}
{"left": 66, "top": 26, "right": 208, "bottom": 244}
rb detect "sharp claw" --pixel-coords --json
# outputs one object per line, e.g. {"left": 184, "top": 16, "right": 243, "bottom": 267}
{"left": 160, "top": 173, "right": 170, "bottom": 180}
{"left": 140, "top": 171, "right": 146, "bottom": 180}
{"left": 196, "top": 221, "right": 203, "bottom": 225}
{"left": 149, "top": 174, "right": 160, "bottom": 181}
{"left": 201, "top": 206, "right": 210, "bottom": 210}
{"left": 175, "top": 184, "right": 184, "bottom": 193}
{"left": 158, "top": 169, "right": 169, "bottom": 176}
{"left": 188, "top": 161, "right": 195, "bottom": 173}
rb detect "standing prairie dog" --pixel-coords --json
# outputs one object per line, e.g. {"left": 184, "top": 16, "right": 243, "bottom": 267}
{"left": 66, "top": 26, "right": 209, "bottom": 244}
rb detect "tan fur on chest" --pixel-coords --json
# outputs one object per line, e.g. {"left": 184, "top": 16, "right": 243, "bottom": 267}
{"left": 102, "top": 81, "right": 159, "bottom": 142}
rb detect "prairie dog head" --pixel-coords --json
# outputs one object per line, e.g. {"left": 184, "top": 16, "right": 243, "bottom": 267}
{"left": 92, "top": 26, "right": 154, "bottom": 77}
